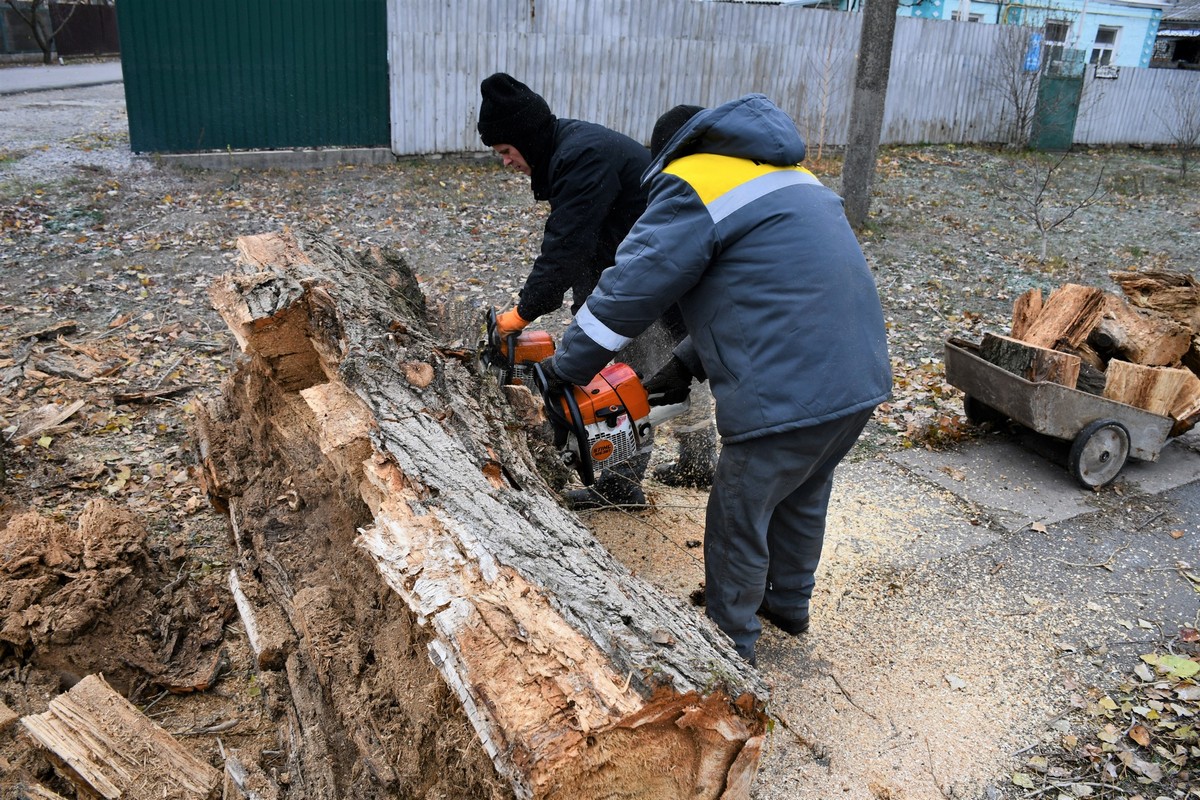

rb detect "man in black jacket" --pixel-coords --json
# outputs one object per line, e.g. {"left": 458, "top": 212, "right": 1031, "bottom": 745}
{"left": 478, "top": 73, "right": 716, "bottom": 505}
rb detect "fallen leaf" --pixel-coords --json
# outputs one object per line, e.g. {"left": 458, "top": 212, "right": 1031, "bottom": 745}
{"left": 1157, "top": 654, "right": 1199, "bottom": 679}
{"left": 1170, "top": 529, "right": 1185, "bottom": 539}
{"left": 1030, "top": 521, "right": 1048, "bottom": 533}
{"left": 1011, "top": 772, "right": 1035, "bottom": 789}
{"left": 1128, "top": 723, "right": 1151, "bottom": 747}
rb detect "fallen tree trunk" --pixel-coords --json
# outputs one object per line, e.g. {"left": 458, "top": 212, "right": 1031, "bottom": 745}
{"left": 196, "top": 230, "right": 768, "bottom": 800}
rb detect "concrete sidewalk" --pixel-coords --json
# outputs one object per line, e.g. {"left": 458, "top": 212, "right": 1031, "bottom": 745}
{"left": 0, "top": 60, "right": 122, "bottom": 95}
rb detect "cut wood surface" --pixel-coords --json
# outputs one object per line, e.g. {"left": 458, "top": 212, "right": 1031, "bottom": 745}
{"left": 1010, "top": 288, "right": 1043, "bottom": 341}
{"left": 1020, "top": 284, "right": 1105, "bottom": 350}
{"left": 980, "top": 333, "right": 1080, "bottom": 387}
{"left": 200, "top": 229, "right": 768, "bottom": 800}
{"left": 1102, "top": 360, "right": 1193, "bottom": 418}
{"left": 1090, "top": 294, "right": 1191, "bottom": 367}
{"left": 20, "top": 674, "right": 220, "bottom": 800}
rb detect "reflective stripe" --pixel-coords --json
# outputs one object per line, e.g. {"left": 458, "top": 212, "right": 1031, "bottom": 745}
{"left": 707, "top": 169, "right": 823, "bottom": 223}
{"left": 575, "top": 302, "right": 631, "bottom": 352}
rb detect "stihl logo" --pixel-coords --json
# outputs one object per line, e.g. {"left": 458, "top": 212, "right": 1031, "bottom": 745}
{"left": 591, "top": 440, "right": 614, "bottom": 461}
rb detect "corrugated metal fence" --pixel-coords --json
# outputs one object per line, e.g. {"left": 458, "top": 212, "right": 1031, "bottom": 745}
{"left": 118, "top": 0, "right": 389, "bottom": 153}
{"left": 387, "top": 0, "right": 1198, "bottom": 155}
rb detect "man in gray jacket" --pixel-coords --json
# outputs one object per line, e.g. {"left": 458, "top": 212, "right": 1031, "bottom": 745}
{"left": 542, "top": 95, "right": 891, "bottom": 665}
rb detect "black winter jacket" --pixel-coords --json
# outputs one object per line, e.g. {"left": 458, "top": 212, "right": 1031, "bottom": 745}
{"left": 516, "top": 118, "right": 650, "bottom": 321}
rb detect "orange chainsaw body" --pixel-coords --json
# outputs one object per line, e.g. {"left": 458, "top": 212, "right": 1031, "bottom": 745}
{"left": 557, "top": 363, "right": 653, "bottom": 469}
{"left": 502, "top": 330, "right": 555, "bottom": 385}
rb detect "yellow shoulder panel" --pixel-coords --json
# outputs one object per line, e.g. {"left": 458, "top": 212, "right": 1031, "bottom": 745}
{"left": 663, "top": 153, "right": 813, "bottom": 205}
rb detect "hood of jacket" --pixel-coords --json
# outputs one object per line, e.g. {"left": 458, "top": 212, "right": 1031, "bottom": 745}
{"left": 644, "top": 94, "right": 807, "bottom": 182}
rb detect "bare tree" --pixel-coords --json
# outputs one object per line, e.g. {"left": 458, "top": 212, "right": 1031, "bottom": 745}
{"left": 999, "top": 151, "right": 1107, "bottom": 261}
{"left": 5, "top": 0, "right": 82, "bottom": 64}
{"left": 1158, "top": 79, "right": 1200, "bottom": 180}
{"left": 842, "top": 0, "right": 900, "bottom": 229}
{"left": 984, "top": 25, "right": 1042, "bottom": 148}
{"left": 797, "top": 24, "right": 854, "bottom": 165}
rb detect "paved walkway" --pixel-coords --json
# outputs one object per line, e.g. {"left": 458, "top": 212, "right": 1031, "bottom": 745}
{"left": 0, "top": 60, "right": 122, "bottom": 95}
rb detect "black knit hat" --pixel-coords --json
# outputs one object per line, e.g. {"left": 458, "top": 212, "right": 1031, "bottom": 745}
{"left": 650, "top": 104, "right": 705, "bottom": 158}
{"left": 477, "top": 73, "right": 555, "bottom": 149}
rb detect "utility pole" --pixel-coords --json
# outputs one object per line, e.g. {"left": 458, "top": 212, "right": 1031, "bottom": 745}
{"left": 841, "top": 0, "right": 900, "bottom": 229}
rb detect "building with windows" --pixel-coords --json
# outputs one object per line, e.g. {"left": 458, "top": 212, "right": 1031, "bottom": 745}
{"left": 763, "top": 0, "right": 1169, "bottom": 68}
{"left": 1151, "top": 0, "right": 1200, "bottom": 67}
{"left": 897, "top": 0, "right": 1167, "bottom": 68}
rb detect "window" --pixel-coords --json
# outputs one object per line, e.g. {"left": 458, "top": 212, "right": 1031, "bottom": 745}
{"left": 951, "top": 11, "right": 983, "bottom": 21}
{"left": 1043, "top": 20, "right": 1070, "bottom": 65}
{"left": 1091, "top": 26, "right": 1119, "bottom": 66}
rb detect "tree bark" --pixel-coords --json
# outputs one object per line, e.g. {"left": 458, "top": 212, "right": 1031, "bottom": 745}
{"left": 980, "top": 333, "right": 1080, "bottom": 387}
{"left": 198, "top": 230, "right": 768, "bottom": 800}
{"left": 841, "top": 0, "right": 900, "bottom": 229}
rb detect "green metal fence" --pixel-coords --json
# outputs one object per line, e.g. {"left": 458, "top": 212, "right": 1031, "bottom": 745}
{"left": 116, "top": 0, "right": 388, "bottom": 153}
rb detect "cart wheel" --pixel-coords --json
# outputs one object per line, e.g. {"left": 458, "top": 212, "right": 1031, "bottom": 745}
{"left": 963, "top": 395, "right": 1004, "bottom": 427}
{"left": 1068, "top": 419, "right": 1130, "bottom": 489}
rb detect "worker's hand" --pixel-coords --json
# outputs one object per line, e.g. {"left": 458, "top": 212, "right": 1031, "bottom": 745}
{"left": 536, "top": 357, "right": 570, "bottom": 397}
{"left": 495, "top": 306, "right": 530, "bottom": 338}
{"left": 643, "top": 356, "right": 693, "bottom": 406}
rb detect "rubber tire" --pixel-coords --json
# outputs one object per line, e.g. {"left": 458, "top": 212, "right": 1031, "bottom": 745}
{"left": 962, "top": 395, "right": 1005, "bottom": 427}
{"left": 1068, "top": 419, "right": 1130, "bottom": 489}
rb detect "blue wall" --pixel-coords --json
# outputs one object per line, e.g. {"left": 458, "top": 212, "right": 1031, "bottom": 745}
{"left": 895, "top": 0, "right": 1164, "bottom": 68}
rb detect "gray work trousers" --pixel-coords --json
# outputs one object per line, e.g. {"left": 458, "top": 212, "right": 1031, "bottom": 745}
{"left": 704, "top": 408, "right": 873, "bottom": 660}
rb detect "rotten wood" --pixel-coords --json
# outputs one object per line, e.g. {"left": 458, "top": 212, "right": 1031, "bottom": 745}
{"left": 14, "top": 781, "right": 70, "bottom": 800}
{"left": 1110, "top": 270, "right": 1200, "bottom": 332}
{"left": 8, "top": 400, "right": 86, "bottom": 446}
{"left": 0, "top": 698, "right": 16, "bottom": 729}
{"left": 199, "top": 229, "right": 769, "bottom": 800}
{"left": 1019, "top": 284, "right": 1106, "bottom": 351}
{"left": 980, "top": 333, "right": 1081, "bottom": 388}
{"left": 20, "top": 673, "right": 221, "bottom": 800}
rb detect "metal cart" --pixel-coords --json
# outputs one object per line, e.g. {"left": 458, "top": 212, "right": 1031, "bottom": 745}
{"left": 944, "top": 338, "right": 1175, "bottom": 489}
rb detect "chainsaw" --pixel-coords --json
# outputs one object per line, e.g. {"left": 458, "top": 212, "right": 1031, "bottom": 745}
{"left": 480, "top": 309, "right": 690, "bottom": 486}
{"left": 480, "top": 307, "right": 556, "bottom": 387}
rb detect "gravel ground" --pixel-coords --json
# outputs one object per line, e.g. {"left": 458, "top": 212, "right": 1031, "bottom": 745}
{"left": 2, "top": 82, "right": 1198, "bottom": 799}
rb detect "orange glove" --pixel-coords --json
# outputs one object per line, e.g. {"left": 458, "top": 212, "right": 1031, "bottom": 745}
{"left": 495, "top": 307, "right": 530, "bottom": 338}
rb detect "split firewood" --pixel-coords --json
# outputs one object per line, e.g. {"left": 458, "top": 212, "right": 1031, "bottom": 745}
{"left": 198, "top": 229, "right": 768, "bottom": 800}
{"left": 20, "top": 674, "right": 220, "bottom": 800}
{"left": 1010, "top": 288, "right": 1043, "bottom": 340}
{"left": 1019, "top": 283, "right": 1106, "bottom": 351}
{"left": 1168, "top": 373, "right": 1200, "bottom": 436}
{"left": 1089, "top": 293, "right": 1191, "bottom": 367}
{"left": 1110, "top": 270, "right": 1200, "bottom": 332}
{"left": 1102, "top": 360, "right": 1196, "bottom": 419}
{"left": 981, "top": 333, "right": 1080, "bottom": 388}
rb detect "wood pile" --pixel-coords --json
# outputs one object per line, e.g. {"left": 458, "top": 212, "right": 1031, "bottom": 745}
{"left": 988, "top": 271, "right": 1200, "bottom": 436}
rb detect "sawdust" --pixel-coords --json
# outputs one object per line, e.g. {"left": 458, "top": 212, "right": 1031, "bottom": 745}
{"left": 583, "top": 435, "right": 1071, "bottom": 800}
